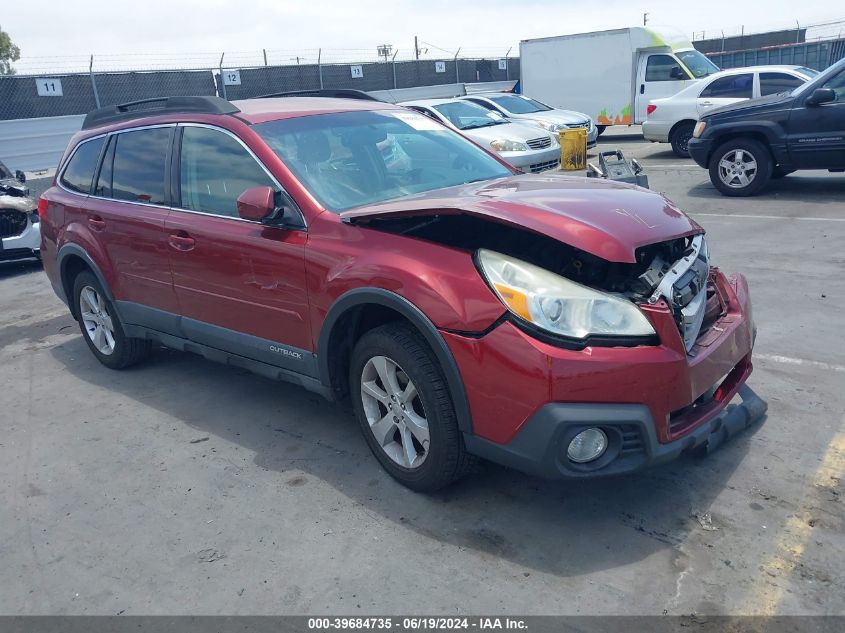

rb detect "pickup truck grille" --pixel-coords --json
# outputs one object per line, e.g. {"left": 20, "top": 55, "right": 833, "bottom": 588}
{"left": 526, "top": 137, "right": 552, "bottom": 150}
{"left": 0, "top": 210, "right": 28, "bottom": 239}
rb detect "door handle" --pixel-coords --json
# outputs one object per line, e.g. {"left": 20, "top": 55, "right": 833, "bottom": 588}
{"left": 88, "top": 216, "right": 106, "bottom": 231}
{"left": 640, "top": 83, "right": 645, "bottom": 94}
{"left": 168, "top": 231, "right": 196, "bottom": 251}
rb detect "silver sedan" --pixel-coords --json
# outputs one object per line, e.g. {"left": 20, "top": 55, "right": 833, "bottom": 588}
{"left": 401, "top": 99, "right": 561, "bottom": 173}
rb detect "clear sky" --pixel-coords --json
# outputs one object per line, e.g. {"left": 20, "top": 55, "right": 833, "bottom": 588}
{"left": 3, "top": 0, "right": 842, "bottom": 72}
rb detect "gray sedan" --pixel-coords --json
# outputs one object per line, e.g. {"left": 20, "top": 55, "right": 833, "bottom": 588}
{"left": 401, "top": 99, "right": 561, "bottom": 173}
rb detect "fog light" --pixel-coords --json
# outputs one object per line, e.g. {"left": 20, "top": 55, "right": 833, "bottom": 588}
{"left": 567, "top": 428, "right": 608, "bottom": 463}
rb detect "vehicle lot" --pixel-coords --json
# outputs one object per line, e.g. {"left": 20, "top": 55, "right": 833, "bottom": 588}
{"left": 1, "top": 131, "right": 843, "bottom": 616}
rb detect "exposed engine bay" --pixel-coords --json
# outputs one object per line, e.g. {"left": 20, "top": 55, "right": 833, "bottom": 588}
{"left": 369, "top": 213, "right": 717, "bottom": 350}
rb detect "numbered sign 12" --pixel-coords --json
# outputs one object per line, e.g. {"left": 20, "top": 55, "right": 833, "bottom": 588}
{"left": 36, "top": 78, "right": 64, "bottom": 97}
{"left": 350, "top": 65, "right": 364, "bottom": 79}
{"left": 498, "top": 59, "right": 508, "bottom": 71}
{"left": 223, "top": 70, "right": 242, "bottom": 86}
{"left": 435, "top": 61, "right": 446, "bottom": 73}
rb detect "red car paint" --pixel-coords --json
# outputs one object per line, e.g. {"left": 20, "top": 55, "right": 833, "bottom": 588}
{"left": 40, "top": 96, "right": 758, "bottom": 479}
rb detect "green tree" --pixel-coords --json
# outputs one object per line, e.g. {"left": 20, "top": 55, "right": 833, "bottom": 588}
{"left": 0, "top": 25, "right": 21, "bottom": 75}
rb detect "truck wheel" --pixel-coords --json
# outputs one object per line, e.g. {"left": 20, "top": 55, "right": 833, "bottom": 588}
{"left": 73, "top": 271, "right": 151, "bottom": 369}
{"left": 669, "top": 122, "right": 695, "bottom": 158}
{"left": 708, "top": 139, "right": 773, "bottom": 197}
{"left": 350, "top": 322, "right": 474, "bottom": 492}
{"left": 772, "top": 167, "right": 795, "bottom": 179}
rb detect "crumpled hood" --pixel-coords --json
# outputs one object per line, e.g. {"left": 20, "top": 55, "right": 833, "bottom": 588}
{"left": 341, "top": 174, "right": 703, "bottom": 263}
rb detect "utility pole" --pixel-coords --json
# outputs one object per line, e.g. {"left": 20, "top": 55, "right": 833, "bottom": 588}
{"left": 643, "top": 12, "right": 649, "bottom": 26}
{"left": 414, "top": 35, "right": 420, "bottom": 60}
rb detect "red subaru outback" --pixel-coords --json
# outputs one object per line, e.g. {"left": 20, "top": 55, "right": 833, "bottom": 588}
{"left": 39, "top": 93, "right": 765, "bottom": 491}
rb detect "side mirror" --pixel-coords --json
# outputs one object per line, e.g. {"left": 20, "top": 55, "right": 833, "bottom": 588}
{"left": 806, "top": 87, "right": 836, "bottom": 106}
{"left": 669, "top": 66, "right": 685, "bottom": 80}
{"left": 237, "top": 186, "right": 276, "bottom": 221}
{"left": 15, "top": 170, "right": 26, "bottom": 183}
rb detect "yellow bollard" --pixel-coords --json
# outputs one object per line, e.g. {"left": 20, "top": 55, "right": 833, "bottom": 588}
{"left": 559, "top": 127, "right": 588, "bottom": 171}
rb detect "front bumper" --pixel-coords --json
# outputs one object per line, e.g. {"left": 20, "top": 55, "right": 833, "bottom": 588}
{"left": 0, "top": 216, "right": 41, "bottom": 261}
{"left": 444, "top": 269, "right": 763, "bottom": 478}
{"left": 501, "top": 146, "right": 561, "bottom": 173}
{"left": 688, "top": 137, "right": 713, "bottom": 168}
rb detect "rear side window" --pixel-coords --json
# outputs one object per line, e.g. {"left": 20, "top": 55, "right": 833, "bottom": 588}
{"left": 178, "top": 126, "right": 276, "bottom": 218}
{"left": 109, "top": 128, "right": 171, "bottom": 205}
{"left": 700, "top": 74, "right": 753, "bottom": 98}
{"left": 759, "top": 72, "right": 804, "bottom": 96}
{"left": 60, "top": 137, "right": 105, "bottom": 194}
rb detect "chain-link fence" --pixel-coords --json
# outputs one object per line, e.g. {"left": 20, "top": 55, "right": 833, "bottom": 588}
{"left": 0, "top": 56, "right": 520, "bottom": 121}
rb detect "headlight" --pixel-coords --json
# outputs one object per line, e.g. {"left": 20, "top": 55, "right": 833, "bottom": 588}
{"left": 550, "top": 133, "right": 560, "bottom": 146}
{"left": 531, "top": 119, "right": 560, "bottom": 132}
{"left": 490, "top": 139, "right": 528, "bottom": 152}
{"left": 476, "top": 249, "right": 656, "bottom": 339}
{"left": 693, "top": 121, "right": 707, "bottom": 138}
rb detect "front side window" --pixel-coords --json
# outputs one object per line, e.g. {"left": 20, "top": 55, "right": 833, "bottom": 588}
{"left": 179, "top": 126, "right": 276, "bottom": 217}
{"left": 61, "top": 137, "right": 105, "bottom": 194}
{"left": 645, "top": 55, "right": 687, "bottom": 82}
{"left": 700, "top": 74, "right": 753, "bottom": 99}
{"left": 254, "top": 109, "right": 512, "bottom": 213}
{"left": 109, "top": 128, "right": 171, "bottom": 205}
{"left": 759, "top": 72, "right": 805, "bottom": 96}
{"left": 487, "top": 95, "right": 552, "bottom": 114}
{"left": 821, "top": 68, "right": 845, "bottom": 102}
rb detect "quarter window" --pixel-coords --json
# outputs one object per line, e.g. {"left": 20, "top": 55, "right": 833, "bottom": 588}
{"left": 60, "top": 137, "right": 105, "bottom": 194}
{"left": 110, "top": 128, "right": 171, "bottom": 205}
{"left": 759, "top": 72, "right": 804, "bottom": 96}
{"left": 178, "top": 126, "right": 276, "bottom": 218}
{"left": 700, "top": 74, "right": 754, "bottom": 99}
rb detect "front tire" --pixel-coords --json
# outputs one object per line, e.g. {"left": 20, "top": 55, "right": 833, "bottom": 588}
{"left": 708, "top": 138, "right": 773, "bottom": 197}
{"left": 669, "top": 122, "right": 695, "bottom": 158}
{"left": 350, "top": 322, "right": 474, "bottom": 491}
{"left": 73, "top": 271, "right": 151, "bottom": 369}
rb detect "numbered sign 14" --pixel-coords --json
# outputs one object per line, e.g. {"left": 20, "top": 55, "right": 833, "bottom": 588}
{"left": 36, "top": 78, "right": 63, "bottom": 97}
{"left": 435, "top": 61, "right": 446, "bottom": 73}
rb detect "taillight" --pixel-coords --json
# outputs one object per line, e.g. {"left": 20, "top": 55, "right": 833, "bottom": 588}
{"left": 646, "top": 104, "right": 657, "bottom": 116}
{"left": 37, "top": 196, "right": 49, "bottom": 220}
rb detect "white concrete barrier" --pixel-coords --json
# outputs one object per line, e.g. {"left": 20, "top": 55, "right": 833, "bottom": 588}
{"left": 0, "top": 115, "right": 84, "bottom": 172}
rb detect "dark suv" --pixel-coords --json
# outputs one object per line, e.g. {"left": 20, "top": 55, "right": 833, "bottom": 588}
{"left": 688, "top": 57, "right": 845, "bottom": 196}
{"left": 40, "top": 93, "right": 764, "bottom": 491}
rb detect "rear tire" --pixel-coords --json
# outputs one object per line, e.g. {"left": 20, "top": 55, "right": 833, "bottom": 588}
{"left": 350, "top": 322, "right": 474, "bottom": 492}
{"left": 708, "top": 138, "right": 773, "bottom": 197}
{"left": 669, "top": 122, "right": 695, "bottom": 158}
{"left": 72, "top": 271, "right": 151, "bottom": 369}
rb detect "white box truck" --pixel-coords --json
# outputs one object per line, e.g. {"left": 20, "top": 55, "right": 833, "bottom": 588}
{"left": 519, "top": 27, "right": 720, "bottom": 130}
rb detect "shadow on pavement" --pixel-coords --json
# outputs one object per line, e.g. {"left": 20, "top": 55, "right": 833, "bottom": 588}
{"left": 0, "top": 258, "right": 42, "bottom": 279}
{"left": 688, "top": 173, "right": 845, "bottom": 202}
{"left": 51, "top": 336, "right": 764, "bottom": 579}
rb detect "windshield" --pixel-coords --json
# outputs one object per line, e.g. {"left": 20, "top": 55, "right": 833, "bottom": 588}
{"left": 677, "top": 50, "right": 720, "bottom": 78}
{"left": 488, "top": 94, "right": 553, "bottom": 114}
{"left": 432, "top": 101, "right": 506, "bottom": 130}
{"left": 254, "top": 110, "right": 512, "bottom": 213}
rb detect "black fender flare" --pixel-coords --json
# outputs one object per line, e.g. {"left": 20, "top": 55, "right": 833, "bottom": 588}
{"left": 317, "top": 288, "right": 474, "bottom": 435}
{"left": 57, "top": 243, "right": 117, "bottom": 317}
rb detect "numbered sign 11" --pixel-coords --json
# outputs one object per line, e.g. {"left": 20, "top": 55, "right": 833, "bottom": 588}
{"left": 223, "top": 70, "right": 242, "bottom": 86}
{"left": 350, "top": 65, "right": 364, "bottom": 79}
{"left": 36, "top": 78, "right": 64, "bottom": 97}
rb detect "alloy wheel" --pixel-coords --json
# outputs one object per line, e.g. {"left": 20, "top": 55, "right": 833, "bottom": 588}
{"left": 717, "top": 148, "right": 758, "bottom": 188}
{"left": 79, "top": 286, "right": 116, "bottom": 355}
{"left": 360, "top": 355, "right": 430, "bottom": 469}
